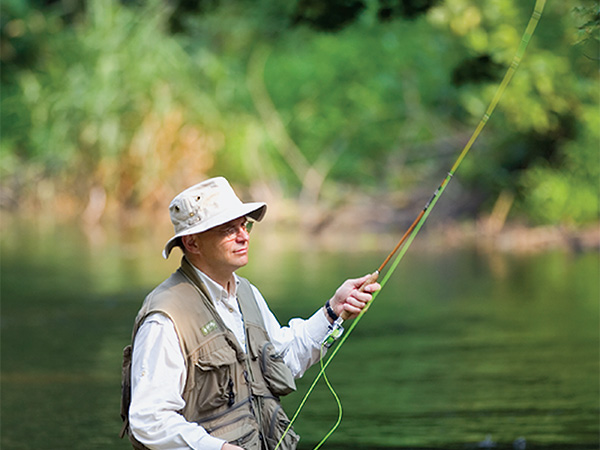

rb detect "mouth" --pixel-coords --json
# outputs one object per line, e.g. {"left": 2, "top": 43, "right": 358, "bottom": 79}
{"left": 234, "top": 247, "right": 248, "bottom": 256}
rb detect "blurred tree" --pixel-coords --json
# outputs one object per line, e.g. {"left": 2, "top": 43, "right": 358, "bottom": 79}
{"left": 1, "top": 0, "right": 597, "bottom": 228}
{"left": 1, "top": 0, "right": 220, "bottom": 220}
{"left": 292, "top": 0, "right": 366, "bottom": 32}
{"left": 378, "top": 0, "right": 441, "bottom": 21}
{"left": 426, "top": 0, "right": 598, "bottom": 224}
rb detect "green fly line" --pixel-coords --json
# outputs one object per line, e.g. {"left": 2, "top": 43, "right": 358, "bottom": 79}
{"left": 274, "top": 1, "right": 547, "bottom": 448}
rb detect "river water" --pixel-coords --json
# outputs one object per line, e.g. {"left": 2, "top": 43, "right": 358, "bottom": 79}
{"left": 1, "top": 222, "right": 598, "bottom": 449}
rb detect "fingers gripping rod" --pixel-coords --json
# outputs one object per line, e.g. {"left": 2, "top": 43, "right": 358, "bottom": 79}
{"left": 323, "top": 270, "right": 380, "bottom": 347}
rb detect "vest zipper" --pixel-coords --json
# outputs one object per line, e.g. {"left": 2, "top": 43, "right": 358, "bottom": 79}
{"left": 227, "top": 378, "right": 235, "bottom": 407}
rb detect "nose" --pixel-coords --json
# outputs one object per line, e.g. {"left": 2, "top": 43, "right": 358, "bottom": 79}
{"left": 236, "top": 225, "right": 250, "bottom": 240}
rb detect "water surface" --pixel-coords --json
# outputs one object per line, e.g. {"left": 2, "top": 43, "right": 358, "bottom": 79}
{"left": 1, "top": 222, "right": 598, "bottom": 449}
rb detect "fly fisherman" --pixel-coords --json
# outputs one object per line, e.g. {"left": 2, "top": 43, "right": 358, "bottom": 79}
{"left": 120, "top": 176, "right": 380, "bottom": 450}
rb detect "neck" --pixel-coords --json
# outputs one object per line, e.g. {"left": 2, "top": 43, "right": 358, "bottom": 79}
{"left": 186, "top": 255, "right": 235, "bottom": 292}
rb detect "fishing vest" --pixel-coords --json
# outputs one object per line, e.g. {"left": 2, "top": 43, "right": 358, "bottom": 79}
{"left": 120, "top": 257, "right": 299, "bottom": 450}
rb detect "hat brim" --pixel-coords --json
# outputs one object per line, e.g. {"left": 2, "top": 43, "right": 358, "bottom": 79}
{"left": 162, "top": 202, "right": 266, "bottom": 259}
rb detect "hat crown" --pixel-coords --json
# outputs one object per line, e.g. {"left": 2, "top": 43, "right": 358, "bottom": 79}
{"left": 169, "top": 177, "right": 241, "bottom": 233}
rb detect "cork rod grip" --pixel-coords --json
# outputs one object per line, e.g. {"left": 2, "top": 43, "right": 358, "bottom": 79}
{"left": 339, "top": 271, "right": 380, "bottom": 321}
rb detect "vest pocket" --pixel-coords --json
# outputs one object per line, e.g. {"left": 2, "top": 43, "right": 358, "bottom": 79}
{"left": 203, "top": 413, "right": 261, "bottom": 449}
{"left": 261, "top": 397, "right": 299, "bottom": 450}
{"left": 229, "top": 427, "right": 261, "bottom": 449}
{"left": 189, "top": 333, "right": 239, "bottom": 411}
{"left": 259, "top": 342, "right": 296, "bottom": 396}
{"left": 246, "top": 325, "right": 296, "bottom": 397}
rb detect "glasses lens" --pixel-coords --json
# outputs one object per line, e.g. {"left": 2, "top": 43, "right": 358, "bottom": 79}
{"left": 218, "top": 219, "right": 253, "bottom": 238}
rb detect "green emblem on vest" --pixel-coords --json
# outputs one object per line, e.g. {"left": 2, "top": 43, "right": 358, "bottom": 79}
{"left": 201, "top": 320, "right": 218, "bottom": 336}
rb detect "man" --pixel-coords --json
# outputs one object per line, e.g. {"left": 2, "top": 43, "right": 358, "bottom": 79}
{"left": 120, "top": 177, "right": 380, "bottom": 450}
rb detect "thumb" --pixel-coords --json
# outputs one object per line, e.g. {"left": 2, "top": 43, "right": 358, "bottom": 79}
{"left": 353, "top": 272, "right": 379, "bottom": 291}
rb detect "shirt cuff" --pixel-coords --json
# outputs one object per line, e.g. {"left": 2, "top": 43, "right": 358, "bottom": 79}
{"left": 304, "top": 307, "right": 332, "bottom": 344}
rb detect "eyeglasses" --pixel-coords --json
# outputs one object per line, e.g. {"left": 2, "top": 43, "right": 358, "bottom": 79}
{"left": 215, "top": 218, "right": 254, "bottom": 240}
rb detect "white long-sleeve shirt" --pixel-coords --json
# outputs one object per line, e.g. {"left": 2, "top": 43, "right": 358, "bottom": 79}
{"left": 129, "top": 268, "right": 331, "bottom": 450}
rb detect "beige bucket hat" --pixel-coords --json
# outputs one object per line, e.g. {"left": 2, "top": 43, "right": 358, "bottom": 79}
{"left": 163, "top": 177, "right": 267, "bottom": 258}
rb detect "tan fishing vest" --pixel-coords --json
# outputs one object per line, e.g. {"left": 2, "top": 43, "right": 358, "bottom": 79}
{"left": 120, "top": 257, "right": 299, "bottom": 450}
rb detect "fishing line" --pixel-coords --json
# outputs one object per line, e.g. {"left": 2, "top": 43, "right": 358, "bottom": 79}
{"left": 312, "top": 346, "right": 342, "bottom": 450}
{"left": 274, "top": 1, "right": 546, "bottom": 448}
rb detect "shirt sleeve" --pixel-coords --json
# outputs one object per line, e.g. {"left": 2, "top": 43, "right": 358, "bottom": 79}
{"left": 129, "top": 313, "right": 226, "bottom": 450}
{"left": 250, "top": 285, "right": 331, "bottom": 378}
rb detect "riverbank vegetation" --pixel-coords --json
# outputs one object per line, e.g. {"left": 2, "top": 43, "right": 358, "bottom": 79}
{"left": 1, "top": 0, "right": 598, "bottom": 243}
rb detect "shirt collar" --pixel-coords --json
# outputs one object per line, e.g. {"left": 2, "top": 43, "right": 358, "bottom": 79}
{"left": 190, "top": 265, "right": 239, "bottom": 303}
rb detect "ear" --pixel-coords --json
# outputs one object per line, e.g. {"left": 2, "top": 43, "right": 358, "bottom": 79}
{"left": 181, "top": 234, "right": 201, "bottom": 254}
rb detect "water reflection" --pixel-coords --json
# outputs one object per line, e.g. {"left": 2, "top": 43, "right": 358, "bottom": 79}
{"left": 1, "top": 222, "right": 598, "bottom": 449}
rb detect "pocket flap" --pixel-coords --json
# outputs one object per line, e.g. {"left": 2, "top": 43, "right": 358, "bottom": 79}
{"left": 194, "top": 334, "right": 238, "bottom": 369}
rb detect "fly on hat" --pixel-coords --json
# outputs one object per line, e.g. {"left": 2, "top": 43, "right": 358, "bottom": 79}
{"left": 163, "top": 177, "right": 267, "bottom": 259}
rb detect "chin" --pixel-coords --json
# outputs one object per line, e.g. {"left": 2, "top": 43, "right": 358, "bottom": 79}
{"left": 233, "top": 254, "right": 249, "bottom": 267}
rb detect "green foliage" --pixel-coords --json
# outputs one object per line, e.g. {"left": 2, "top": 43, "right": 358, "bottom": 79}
{"left": 262, "top": 19, "right": 460, "bottom": 187}
{"left": 1, "top": 0, "right": 219, "bottom": 207}
{"left": 520, "top": 105, "right": 600, "bottom": 225}
{"left": 1, "top": 0, "right": 598, "bottom": 227}
{"left": 426, "top": 0, "right": 599, "bottom": 225}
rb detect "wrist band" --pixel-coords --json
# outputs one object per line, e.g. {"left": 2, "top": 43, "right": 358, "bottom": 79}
{"left": 325, "top": 300, "right": 339, "bottom": 321}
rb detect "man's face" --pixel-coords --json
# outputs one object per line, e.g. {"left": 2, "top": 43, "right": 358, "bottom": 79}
{"left": 193, "top": 216, "right": 252, "bottom": 274}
